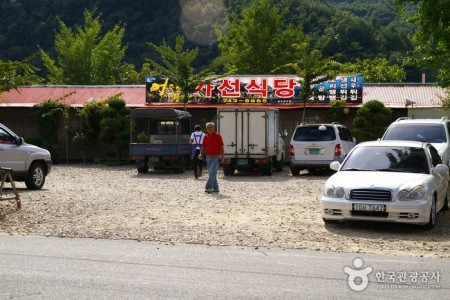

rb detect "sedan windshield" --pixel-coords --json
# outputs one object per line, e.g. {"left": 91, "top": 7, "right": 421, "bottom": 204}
{"left": 341, "top": 146, "right": 429, "bottom": 174}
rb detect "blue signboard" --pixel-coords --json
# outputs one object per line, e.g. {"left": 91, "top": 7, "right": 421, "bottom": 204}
{"left": 313, "top": 74, "right": 363, "bottom": 103}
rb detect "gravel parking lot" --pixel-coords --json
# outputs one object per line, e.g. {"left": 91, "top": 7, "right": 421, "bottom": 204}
{"left": 1, "top": 164, "right": 449, "bottom": 258}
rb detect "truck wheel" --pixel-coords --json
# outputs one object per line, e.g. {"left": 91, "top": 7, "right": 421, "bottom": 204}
{"left": 175, "top": 159, "right": 185, "bottom": 174}
{"left": 25, "top": 162, "right": 46, "bottom": 190}
{"left": 137, "top": 166, "right": 148, "bottom": 173}
{"left": 223, "top": 166, "right": 235, "bottom": 176}
{"left": 275, "top": 154, "right": 284, "bottom": 172}
{"left": 290, "top": 167, "right": 300, "bottom": 176}
{"left": 262, "top": 161, "right": 273, "bottom": 176}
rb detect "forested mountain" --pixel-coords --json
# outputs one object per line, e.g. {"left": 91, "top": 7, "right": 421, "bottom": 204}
{"left": 0, "top": 0, "right": 420, "bottom": 80}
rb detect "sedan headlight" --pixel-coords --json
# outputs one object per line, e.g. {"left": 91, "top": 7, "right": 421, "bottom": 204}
{"left": 398, "top": 185, "right": 425, "bottom": 201}
{"left": 324, "top": 186, "right": 345, "bottom": 198}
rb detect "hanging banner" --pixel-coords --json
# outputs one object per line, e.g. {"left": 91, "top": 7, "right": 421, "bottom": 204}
{"left": 145, "top": 74, "right": 363, "bottom": 104}
{"left": 313, "top": 75, "right": 363, "bottom": 103}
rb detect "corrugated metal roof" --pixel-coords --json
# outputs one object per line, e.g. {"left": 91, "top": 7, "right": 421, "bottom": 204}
{"left": 0, "top": 85, "right": 146, "bottom": 108}
{"left": 0, "top": 84, "right": 447, "bottom": 109}
{"left": 363, "top": 84, "right": 447, "bottom": 108}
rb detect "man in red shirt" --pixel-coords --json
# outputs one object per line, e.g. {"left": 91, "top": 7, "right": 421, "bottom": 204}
{"left": 198, "top": 122, "right": 224, "bottom": 193}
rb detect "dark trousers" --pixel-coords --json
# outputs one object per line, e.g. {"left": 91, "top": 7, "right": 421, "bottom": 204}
{"left": 192, "top": 149, "right": 203, "bottom": 177}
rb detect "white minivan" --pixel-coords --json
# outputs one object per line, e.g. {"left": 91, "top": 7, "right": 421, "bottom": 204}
{"left": 0, "top": 123, "right": 52, "bottom": 189}
{"left": 289, "top": 122, "right": 356, "bottom": 175}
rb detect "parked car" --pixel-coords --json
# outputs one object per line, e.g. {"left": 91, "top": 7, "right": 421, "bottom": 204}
{"left": 289, "top": 122, "right": 356, "bottom": 175}
{"left": 321, "top": 140, "right": 449, "bottom": 229}
{"left": 0, "top": 123, "right": 52, "bottom": 189}
{"left": 381, "top": 117, "right": 450, "bottom": 166}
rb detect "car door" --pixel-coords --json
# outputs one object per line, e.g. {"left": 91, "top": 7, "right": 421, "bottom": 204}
{"left": 428, "top": 145, "right": 448, "bottom": 208}
{"left": 0, "top": 126, "right": 27, "bottom": 172}
{"left": 338, "top": 127, "right": 356, "bottom": 156}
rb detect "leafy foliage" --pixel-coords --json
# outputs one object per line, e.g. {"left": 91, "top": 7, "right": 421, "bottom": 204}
{"left": 0, "top": 57, "right": 42, "bottom": 93}
{"left": 146, "top": 35, "right": 216, "bottom": 106}
{"left": 339, "top": 58, "right": 406, "bottom": 82}
{"left": 394, "top": 0, "right": 450, "bottom": 87}
{"left": 282, "top": 41, "right": 340, "bottom": 122}
{"left": 78, "top": 99, "right": 107, "bottom": 142}
{"left": 99, "top": 96, "right": 132, "bottom": 159}
{"left": 72, "top": 132, "right": 89, "bottom": 163}
{"left": 327, "top": 100, "right": 348, "bottom": 123}
{"left": 217, "top": 0, "right": 305, "bottom": 74}
{"left": 39, "top": 10, "right": 127, "bottom": 84}
{"left": 0, "top": 0, "right": 421, "bottom": 82}
{"left": 352, "top": 100, "right": 392, "bottom": 142}
{"left": 32, "top": 99, "right": 70, "bottom": 158}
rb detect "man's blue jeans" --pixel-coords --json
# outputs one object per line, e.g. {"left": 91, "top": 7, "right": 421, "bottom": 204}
{"left": 205, "top": 155, "right": 220, "bottom": 191}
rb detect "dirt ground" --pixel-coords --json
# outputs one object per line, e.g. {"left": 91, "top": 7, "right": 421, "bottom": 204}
{"left": 1, "top": 165, "right": 449, "bottom": 258}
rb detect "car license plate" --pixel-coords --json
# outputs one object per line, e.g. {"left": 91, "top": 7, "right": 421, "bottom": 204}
{"left": 148, "top": 157, "right": 159, "bottom": 162}
{"left": 308, "top": 148, "right": 320, "bottom": 155}
{"left": 352, "top": 203, "right": 386, "bottom": 212}
{"left": 237, "top": 159, "right": 248, "bottom": 166}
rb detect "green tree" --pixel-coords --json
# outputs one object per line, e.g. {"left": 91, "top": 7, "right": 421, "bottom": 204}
{"left": 39, "top": 9, "right": 127, "bottom": 85}
{"left": 394, "top": 0, "right": 450, "bottom": 87}
{"left": 339, "top": 58, "right": 406, "bottom": 82}
{"left": 283, "top": 40, "right": 339, "bottom": 123}
{"left": 146, "top": 35, "right": 215, "bottom": 108}
{"left": 78, "top": 99, "right": 107, "bottom": 142}
{"left": 99, "top": 96, "right": 132, "bottom": 159}
{"left": 118, "top": 62, "right": 152, "bottom": 85}
{"left": 352, "top": 100, "right": 392, "bottom": 142}
{"left": 327, "top": 100, "right": 347, "bottom": 123}
{"left": 0, "top": 56, "right": 42, "bottom": 94}
{"left": 217, "top": 0, "right": 304, "bottom": 74}
{"left": 322, "top": 11, "right": 378, "bottom": 62}
{"left": 32, "top": 98, "right": 70, "bottom": 159}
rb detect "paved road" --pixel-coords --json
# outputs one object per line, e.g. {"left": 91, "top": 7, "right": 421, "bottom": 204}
{"left": 0, "top": 235, "right": 448, "bottom": 299}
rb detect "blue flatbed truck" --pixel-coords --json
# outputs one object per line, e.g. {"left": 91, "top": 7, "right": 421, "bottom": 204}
{"left": 129, "top": 108, "right": 192, "bottom": 173}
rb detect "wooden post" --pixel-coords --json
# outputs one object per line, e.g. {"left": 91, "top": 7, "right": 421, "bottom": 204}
{"left": 0, "top": 167, "right": 21, "bottom": 210}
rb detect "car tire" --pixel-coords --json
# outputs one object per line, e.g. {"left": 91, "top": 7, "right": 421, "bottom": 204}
{"left": 25, "top": 162, "right": 46, "bottom": 190}
{"left": 443, "top": 192, "right": 450, "bottom": 211}
{"left": 290, "top": 167, "right": 300, "bottom": 176}
{"left": 322, "top": 218, "right": 338, "bottom": 224}
{"left": 223, "top": 166, "right": 235, "bottom": 176}
{"left": 275, "top": 155, "right": 284, "bottom": 172}
{"left": 424, "top": 197, "right": 437, "bottom": 230}
{"left": 137, "top": 166, "right": 148, "bottom": 173}
{"left": 262, "top": 161, "right": 273, "bottom": 176}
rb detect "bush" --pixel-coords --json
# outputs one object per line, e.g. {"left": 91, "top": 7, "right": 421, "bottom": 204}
{"left": 352, "top": 100, "right": 392, "bottom": 142}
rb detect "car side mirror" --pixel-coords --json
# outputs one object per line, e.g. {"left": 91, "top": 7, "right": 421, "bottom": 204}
{"left": 279, "top": 129, "right": 288, "bottom": 138}
{"left": 330, "top": 161, "right": 340, "bottom": 171}
{"left": 15, "top": 137, "right": 23, "bottom": 145}
{"left": 433, "top": 164, "right": 449, "bottom": 175}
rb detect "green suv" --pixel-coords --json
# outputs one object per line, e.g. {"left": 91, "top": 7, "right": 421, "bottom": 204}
{"left": 0, "top": 123, "right": 52, "bottom": 189}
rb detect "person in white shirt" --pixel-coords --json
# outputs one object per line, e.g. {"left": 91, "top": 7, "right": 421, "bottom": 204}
{"left": 189, "top": 125, "right": 205, "bottom": 179}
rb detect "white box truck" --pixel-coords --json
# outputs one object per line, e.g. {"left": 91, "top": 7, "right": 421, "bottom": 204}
{"left": 217, "top": 107, "right": 286, "bottom": 176}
